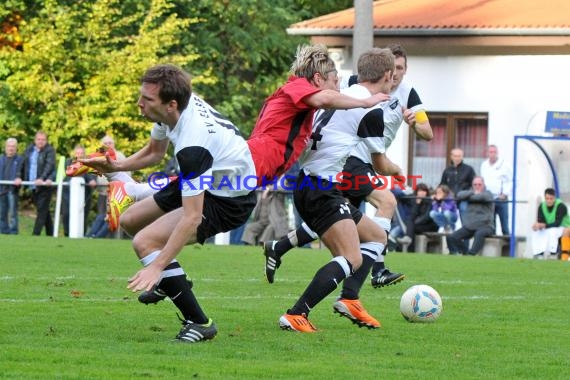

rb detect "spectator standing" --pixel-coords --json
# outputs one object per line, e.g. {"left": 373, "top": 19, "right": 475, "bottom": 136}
{"left": 446, "top": 176, "right": 495, "bottom": 255}
{"left": 100, "top": 135, "right": 127, "bottom": 162}
{"left": 15, "top": 131, "right": 56, "bottom": 236}
{"left": 530, "top": 188, "right": 570, "bottom": 258}
{"left": 440, "top": 147, "right": 475, "bottom": 220}
{"left": 429, "top": 184, "right": 458, "bottom": 232}
{"left": 241, "top": 187, "right": 288, "bottom": 246}
{"left": 62, "top": 145, "right": 97, "bottom": 236}
{"left": 87, "top": 175, "right": 111, "bottom": 238}
{"left": 0, "top": 138, "right": 23, "bottom": 234}
{"left": 480, "top": 144, "right": 512, "bottom": 235}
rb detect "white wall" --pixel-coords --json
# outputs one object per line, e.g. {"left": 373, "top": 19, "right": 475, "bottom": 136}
{"left": 396, "top": 55, "right": 570, "bottom": 255}
{"left": 401, "top": 55, "right": 570, "bottom": 170}
{"left": 336, "top": 53, "right": 570, "bottom": 253}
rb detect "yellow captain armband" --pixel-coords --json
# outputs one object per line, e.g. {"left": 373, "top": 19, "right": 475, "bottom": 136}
{"left": 414, "top": 110, "right": 428, "bottom": 124}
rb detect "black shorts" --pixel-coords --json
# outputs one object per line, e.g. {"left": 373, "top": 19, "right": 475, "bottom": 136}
{"left": 293, "top": 171, "right": 362, "bottom": 237}
{"left": 154, "top": 178, "right": 257, "bottom": 244}
{"left": 340, "top": 156, "right": 385, "bottom": 208}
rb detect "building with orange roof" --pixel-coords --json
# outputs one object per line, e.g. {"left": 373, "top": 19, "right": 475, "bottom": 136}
{"left": 288, "top": 0, "right": 570, "bottom": 257}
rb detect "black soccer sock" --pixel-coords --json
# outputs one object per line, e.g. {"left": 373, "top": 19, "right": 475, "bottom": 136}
{"left": 341, "top": 254, "right": 375, "bottom": 300}
{"left": 288, "top": 257, "right": 352, "bottom": 316}
{"left": 371, "top": 260, "right": 386, "bottom": 276}
{"left": 140, "top": 252, "right": 208, "bottom": 325}
{"left": 158, "top": 266, "right": 209, "bottom": 325}
{"left": 274, "top": 223, "right": 317, "bottom": 258}
{"left": 273, "top": 236, "right": 293, "bottom": 258}
{"left": 371, "top": 241, "right": 388, "bottom": 276}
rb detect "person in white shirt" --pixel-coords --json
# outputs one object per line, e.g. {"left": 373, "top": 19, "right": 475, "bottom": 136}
{"left": 264, "top": 43, "right": 434, "bottom": 288}
{"left": 480, "top": 144, "right": 512, "bottom": 235}
{"left": 278, "top": 48, "right": 400, "bottom": 333}
{"left": 82, "top": 64, "right": 258, "bottom": 343}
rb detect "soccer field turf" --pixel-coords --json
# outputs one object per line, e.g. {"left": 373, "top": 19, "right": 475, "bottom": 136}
{"left": 1, "top": 235, "right": 568, "bottom": 379}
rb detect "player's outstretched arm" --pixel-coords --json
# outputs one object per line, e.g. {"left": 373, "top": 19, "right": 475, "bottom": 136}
{"left": 305, "top": 89, "right": 389, "bottom": 110}
{"left": 80, "top": 138, "right": 168, "bottom": 173}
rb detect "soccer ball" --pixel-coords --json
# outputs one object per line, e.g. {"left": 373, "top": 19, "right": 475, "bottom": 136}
{"left": 400, "top": 284, "right": 443, "bottom": 322}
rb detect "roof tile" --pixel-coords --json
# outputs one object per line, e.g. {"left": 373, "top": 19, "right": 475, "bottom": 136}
{"left": 290, "top": 0, "right": 570, "bottom": 31}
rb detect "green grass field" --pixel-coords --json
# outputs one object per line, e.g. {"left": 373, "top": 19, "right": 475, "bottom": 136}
{"left": 1, "top": 236, "right": 568, "bottom": 379}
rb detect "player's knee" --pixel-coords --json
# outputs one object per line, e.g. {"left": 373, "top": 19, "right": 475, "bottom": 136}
{"left": 346, "top": 254, "right": 362, "bottom": 271}
{"left": 131, "top": 234, "right": 146, "bottom": 256}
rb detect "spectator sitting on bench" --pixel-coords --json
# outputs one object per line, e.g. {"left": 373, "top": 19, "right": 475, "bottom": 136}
{"left": 388, "top": 186, "right": 414, "bottom": 251}
{"left": 397, "top": 183, "right": 438, "bottom": 251}
{"left": 429, "top": 184, "right": 458, "bottom": 233}
{"left": 530, "top": 188, "right": 570, "bottom": 259}
{"left": 446, "top": 176, "right": 494, "bottom": 255}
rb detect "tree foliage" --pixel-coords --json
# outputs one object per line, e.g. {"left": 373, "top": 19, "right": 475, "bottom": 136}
{"left": 0, "top": 0, "right": 195, "bottom": 159}
{"left": 0, "top": 0, "right": 352, "bottom": 172}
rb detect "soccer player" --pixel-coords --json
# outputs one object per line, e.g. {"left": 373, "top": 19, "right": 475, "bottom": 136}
{"left": 247, "top": 43, "right": 390, "bottom": 184}
{"left": 82, "top": 64, "right": 259, "bottom": 342}
{"left": 279, "top": 47, "right": 400, "bottom": 332}
{"left": 82, "top": 45, "right": 389, "bottom": 342}
{"left": 92, "top": 44, "right": 390, "bottom": 233}
{"left": 264, "top": 43, "right": 433, "bottom": 290}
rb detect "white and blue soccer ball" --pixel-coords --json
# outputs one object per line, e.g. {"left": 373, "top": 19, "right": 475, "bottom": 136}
{"left": 400, "top": 284, "right": 443, "bottom": 323}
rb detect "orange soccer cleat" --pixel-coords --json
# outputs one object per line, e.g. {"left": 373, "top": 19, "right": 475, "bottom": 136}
{"left": 106, "top": 181, "right": 134, "bottom": 232}
{"left": 279, "top": 313, "right": 318, "bottom": 333}
{"left": 333, "top": 298, "right": 381, "bottom": 329}
{"left": 65, "top": 146, "right": 116, "bottom": 177}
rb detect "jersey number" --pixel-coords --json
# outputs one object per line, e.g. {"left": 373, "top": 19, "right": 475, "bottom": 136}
{"left": 310, "top": 109, "right": 335, "bottom": 150}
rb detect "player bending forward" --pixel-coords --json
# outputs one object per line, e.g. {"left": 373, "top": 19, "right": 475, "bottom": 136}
{"left": 279, "top": 47, "right": 400, "bottom": 332}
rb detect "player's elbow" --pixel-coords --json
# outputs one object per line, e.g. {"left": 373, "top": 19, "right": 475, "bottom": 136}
{"left": 418, "top": 124, "right": 434, "bottom": 141}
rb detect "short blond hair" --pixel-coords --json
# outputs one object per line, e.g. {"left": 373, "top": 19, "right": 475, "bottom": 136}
{"left": 290, "top": 44, "right": 336, "bottom": 81}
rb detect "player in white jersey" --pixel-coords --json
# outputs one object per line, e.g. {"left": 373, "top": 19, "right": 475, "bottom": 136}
{"left": 279, "top": 48, "right": 401, "bottom": 332}
{"left": 81, "top": 64, "right": 258, "bottom": 343}
{"left": 264, "top": 44, "right": 433, "bottom": 292}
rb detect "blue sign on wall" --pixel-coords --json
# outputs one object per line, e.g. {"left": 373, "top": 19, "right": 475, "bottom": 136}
{"left": 545, "top": 111, "right": 570, "bottom": 133}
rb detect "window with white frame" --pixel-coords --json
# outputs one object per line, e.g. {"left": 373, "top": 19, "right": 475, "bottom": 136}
{"left": 409, "top": 112, "right": 488, "bottom": 189}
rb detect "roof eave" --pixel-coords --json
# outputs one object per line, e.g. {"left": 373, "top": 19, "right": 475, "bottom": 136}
{"left": 286, "top": 28, "right": 570, "bottom": 37}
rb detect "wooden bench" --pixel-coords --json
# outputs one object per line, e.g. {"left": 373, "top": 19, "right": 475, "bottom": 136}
{"left": 414, "top": 232, "right": 448, "bottom": 254}
{"left": 415, "top": 233, "right": 525, "bottom": 257}
{"left": 481, "top": 235, "right": 510, "bottom": 257}
{"left": 481, "top": 235, "right": 526, "bottom": 257}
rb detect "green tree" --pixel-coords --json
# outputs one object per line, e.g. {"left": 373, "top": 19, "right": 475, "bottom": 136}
{"left": 0, "top": 0, "right": 196, "bottom": 160}
{"left": 0, "top": 0, "right": 352, "bottom": 166}
{"left": 176, "top": 0, "right": 353, "bottom": 136}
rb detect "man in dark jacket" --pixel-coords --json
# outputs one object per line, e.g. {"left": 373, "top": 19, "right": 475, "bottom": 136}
{"left": 15, "top": 131, "right": 56, "bottom": 236}
{"left": 440, "top": 147, "right": 476, "bottom": 220}
{"left": 440, "top": 147, "right": 476, "bottom": 196}
{"left": 446, "top": 176, "right": 495, "bottom": 255}
{"left": 0, "top": 138, "right": 23, "bottom": 234}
